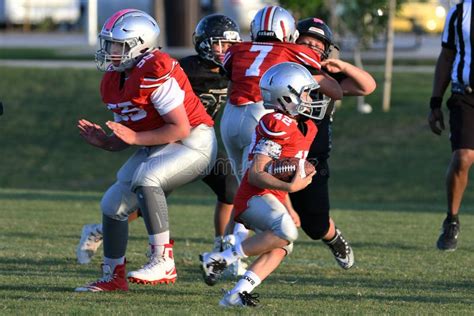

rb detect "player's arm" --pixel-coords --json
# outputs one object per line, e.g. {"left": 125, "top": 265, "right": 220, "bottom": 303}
{"left": 428, "top": 47, "right": 455, "bottom": 135}
{"left": 313, "top": 71, "right": 343, "bottom": 100}
{"left": 77, "top": 119, "right": 129, "bottom": 151}
{"left": 321, "top": 59, "right": 376, "bottom": 96}
{"left": 432, "top": 47, "right": 454, "bottom": 99}
{"left": 248, "top": 153, "right": 312, "bottom": 193}
{"left": 107, "top": 75, "right": 192, "bottom": 146}
{"left": 106, "top": 105, "right": 190, "bottom": 146}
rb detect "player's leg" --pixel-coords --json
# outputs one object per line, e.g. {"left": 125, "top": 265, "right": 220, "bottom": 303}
{"left": 290, "top": 159, "right": 354, "bottom": 269}
{"left": 437, "top": 97, "right": 474, "bottom": 250}
{"left": 76, "top": 148, "right": 149, "bottom": 291}
{"left": 218, "top": 195, "right": 297, "bottom": 307}
{"left": 201, "top": 151, "right": 238, "bottom": 251}
{"left": 201, "top": 194, "right": 296, "bottom": 287}
{"left": 224, "top": 102, "right": 274, "bottom": 275}
{"left": 128, "top": 124, "right": 217, "bottom": 284}
{"left": 76, "top": 209, "right": 141, "bottom": 264}
{"left": 76, "top": 179, "right": 140, "bottom": 292}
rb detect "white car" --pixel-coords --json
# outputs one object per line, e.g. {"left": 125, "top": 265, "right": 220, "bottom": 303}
{"left": 220, "top": 0, "right": 279, "bottom": 34}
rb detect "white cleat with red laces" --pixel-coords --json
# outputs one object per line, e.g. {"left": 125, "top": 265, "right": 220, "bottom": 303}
{"left": 127, "top": 242, "right": 177, "bottom": 285}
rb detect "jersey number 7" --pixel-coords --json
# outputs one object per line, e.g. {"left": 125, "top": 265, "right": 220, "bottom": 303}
{"left": 245, "top": 44, "right": 273, "bottom": 77}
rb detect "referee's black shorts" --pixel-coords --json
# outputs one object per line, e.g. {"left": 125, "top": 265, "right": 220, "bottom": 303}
{"left": 447, "top": 93, "right": 474, "bottom": 151}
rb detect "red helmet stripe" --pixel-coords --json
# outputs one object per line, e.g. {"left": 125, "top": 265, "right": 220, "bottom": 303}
{"left": 263, "top": 6, "right": 275, "bottom": 30}
{"left": 280, "top": 20, "right": 286, "bottom": 41}
{"left": 104, "top": 9, "right": 136, "bottom": 31}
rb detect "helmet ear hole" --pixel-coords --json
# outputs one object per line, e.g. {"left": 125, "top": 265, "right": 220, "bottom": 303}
{"left": 282, "top": 96, "right": 292, "bottom": 103}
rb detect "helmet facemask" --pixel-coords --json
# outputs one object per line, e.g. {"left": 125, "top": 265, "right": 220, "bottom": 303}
{"left": 196, "top": 30, "right": 240, "bottom": 66}
{"left": 279, "top": 83, "right": 329, "bottom": 120}
{"left": 96, "top": 36, "right": 146, "bottom": 72}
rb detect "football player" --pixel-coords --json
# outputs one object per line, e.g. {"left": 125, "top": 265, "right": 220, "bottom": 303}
{"left": 291, "top": 18, "right": 376, "bottom": 269}
{"left": 76, "top": 14, "right": 242, "bottom": 266}
{"left": 200, "top": 62, "right": 325, "bottom": 307}
{"left": 75, "top": 9, "right": 217, "bottom": 292}
{"left": 218, "top": 5, "right": 342, "bottom": 276}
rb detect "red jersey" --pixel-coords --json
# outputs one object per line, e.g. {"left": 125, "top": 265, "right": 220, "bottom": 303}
{"left": 100, "top": 49, "right": 213, "bottom": 132}
{"left": 223, "top": 41, "right": 321, "bottom": 105}
{"left": 233, "top": 112, "right": 317, "bottom": 218}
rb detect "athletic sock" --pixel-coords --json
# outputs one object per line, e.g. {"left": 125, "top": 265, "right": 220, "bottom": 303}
{"left": 220, "top": 241, "right": 247, "bottom": 264}
{"left": 104, "top": 256, "right": 125, "bottom": 271}
{"left": 231, "top": 270, "right": 261, "bottom": 294}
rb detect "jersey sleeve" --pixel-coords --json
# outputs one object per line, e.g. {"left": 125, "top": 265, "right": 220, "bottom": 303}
{"left": 289, "top": 44, "right": 322, "bottom": 71}
{"left": 149, "top": 77, "right": 185, "bottom": 115}
{"left": 140, "top": 54, "right": 185, "bottom": 115}
{"left": 253, "top": 113, "right": 294, "bottom": 159}
{"left": 441, "top": 4, "right": 458, "bottom": 49}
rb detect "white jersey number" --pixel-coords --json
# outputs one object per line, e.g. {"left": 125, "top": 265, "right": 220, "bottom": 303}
{"left": 244, "top": 45, "right": 273, "bottom": 77}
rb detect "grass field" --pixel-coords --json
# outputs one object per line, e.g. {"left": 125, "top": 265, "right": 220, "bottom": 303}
{"left": 1, "top": 66, "right": 473, "bottom": 313}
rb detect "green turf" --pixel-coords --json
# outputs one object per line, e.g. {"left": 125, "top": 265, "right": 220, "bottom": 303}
{"left": 0, "top": 67, "right": 473, "bottom": 313}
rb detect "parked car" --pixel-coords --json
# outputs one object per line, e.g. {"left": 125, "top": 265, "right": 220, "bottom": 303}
{"left": 393, "top": 0, "right": 448, "bottom": 34}
{"left": 0, "top": 0, "right": 80, "bottom": 26}
{"left": 221, "top": 0, "right": 279, "bottom": 34}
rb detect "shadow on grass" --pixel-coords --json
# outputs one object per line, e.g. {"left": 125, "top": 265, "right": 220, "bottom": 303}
{"left": 266, "top": 275, "right": 474, "bottom": 304}
{"left": 294, "top": 291, "right": 472, "bottom": 305}
{"left": 0, "top": 189, "right": 214, "bottom": 206}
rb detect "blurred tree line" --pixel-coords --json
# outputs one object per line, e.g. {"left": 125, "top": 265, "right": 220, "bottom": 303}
{"left": 279, "top": 0, "right": 407, "bottom": 50}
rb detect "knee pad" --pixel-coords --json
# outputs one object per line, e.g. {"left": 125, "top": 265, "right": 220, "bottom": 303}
{"left": 272, "top": 212, "right": 298, "bottom": 243}
{"left": 101, "top": 182, "right": 137, "bottom": 221}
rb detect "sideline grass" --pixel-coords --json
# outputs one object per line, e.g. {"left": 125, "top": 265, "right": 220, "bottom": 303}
{"left": 1, "top": 67, "right": 474, "bottom": 312}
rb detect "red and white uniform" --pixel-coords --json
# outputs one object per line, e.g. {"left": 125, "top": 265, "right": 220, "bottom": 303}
{"left": 99, "top": 49, "right": 217, "bottom": 220}
{"left": 223, "top": 41, "right": 321, "bottom": 105}
{"left": 220, "top": 42, "right": 321, "bottom": 181}
{"left": 101, "top": 49, "right": 213, "bottom": 131}
{"left": 233, "top": 112, "right": 317, "bottom": 218}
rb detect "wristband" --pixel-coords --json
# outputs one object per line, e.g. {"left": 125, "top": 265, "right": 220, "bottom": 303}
{"left": 430, "top": 97, "right": 442, "bottom": 109}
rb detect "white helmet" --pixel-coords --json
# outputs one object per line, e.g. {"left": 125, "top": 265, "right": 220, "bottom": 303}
{"left": 260, "top": 62, "right": 330, "bottom": 120}
{"left": 250, "top": 6, "right": 299, "bottom": 43}
{"left": 95, "top": 9, "right": 160, "bottom": 72}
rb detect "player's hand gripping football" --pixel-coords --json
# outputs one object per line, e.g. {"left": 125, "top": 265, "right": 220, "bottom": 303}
{"left": 288, "top": 164, "right": 316, "bottom": 193}
{"left": 77, "top": 119, "right": 109, "bottom": 148}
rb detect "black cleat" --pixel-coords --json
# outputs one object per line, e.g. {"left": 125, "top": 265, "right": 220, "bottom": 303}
{"left": 437, "top": 218, "right": 460, "bottom": 251}
{"left": 199, "top": 252, "right": 227, "bottom": 286}
{"left": 324, "top": 228, "right": 354, "bottom": 269}
{"left": 219, "top": 290, "right": 260, "bottom": 307}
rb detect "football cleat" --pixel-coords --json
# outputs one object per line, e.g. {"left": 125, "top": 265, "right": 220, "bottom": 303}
{"left": 76, "top": 223, "right": 103, "bottom": 264}
{"left": 199, "top": 252, "right": 228, "bottom": 286}
{"left": 75, "top": 261, "right": 128, "bottom": 292}
{"left": 437, "top": 217, "right": 460, "bottom": 251}
{"left": 219, "top": 291, "right": 260, "bottom": 307}
{"left": 127, "top": 243, "right": 177, "bottom": 285}
{"left": 222, "top": 234, "right": 247, "bottom": 277}
{"left": 323, "top": 228, "right": 354, "bottom": 270}
{"left": 212, "top": 236, "right": 224, "bottom": 252}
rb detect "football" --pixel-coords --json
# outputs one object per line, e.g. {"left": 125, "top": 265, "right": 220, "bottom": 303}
{"left": 265, "top": 157, "right": 316, "bottom": 182}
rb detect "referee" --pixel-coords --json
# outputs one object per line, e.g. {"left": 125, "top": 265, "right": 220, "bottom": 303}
{"left": 428, "top": 0, "right": 473, "bottom": 251}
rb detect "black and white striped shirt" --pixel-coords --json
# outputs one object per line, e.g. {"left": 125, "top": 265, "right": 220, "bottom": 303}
{"left": 442, "top": 0, "right": 473, "bottom": 86}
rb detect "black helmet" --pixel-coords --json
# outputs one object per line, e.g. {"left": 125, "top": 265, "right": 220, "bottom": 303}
{"left": 193, "top": 14, "right": 241, "bottom": 66}
{"left": 297, "top": 18, "right": 339, "bottom": 59}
